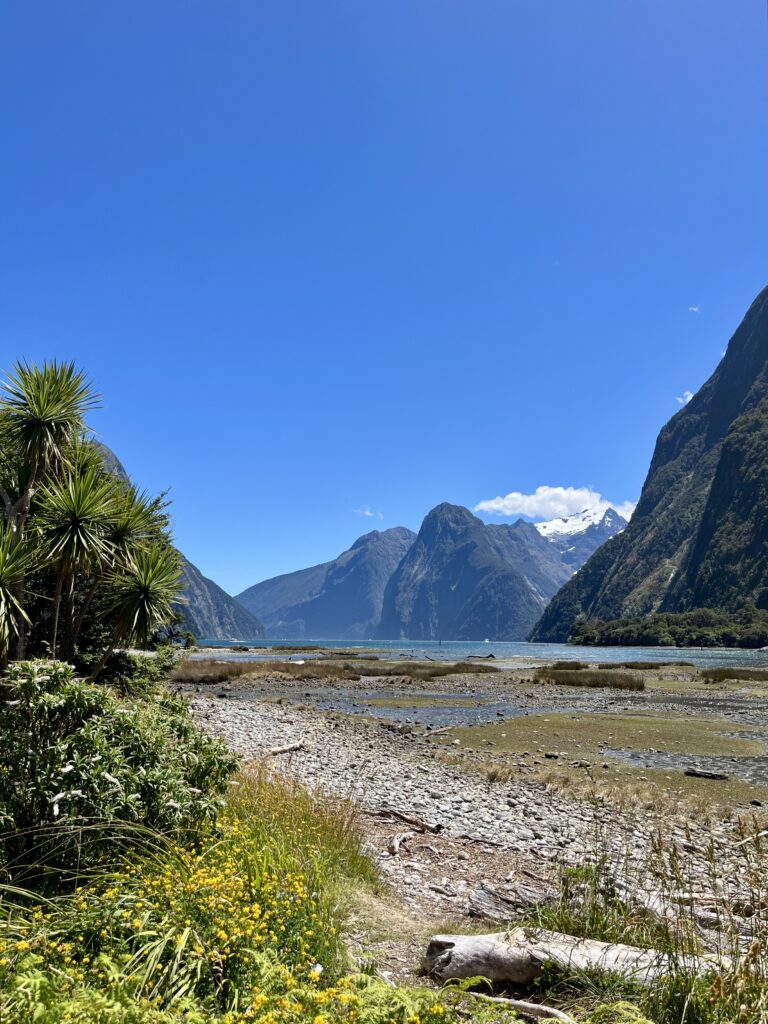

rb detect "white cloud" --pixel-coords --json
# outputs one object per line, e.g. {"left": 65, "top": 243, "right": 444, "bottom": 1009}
{"left": 676, "top": 390, "right": 694, "bottom": 406}
{"left": 474, "top": 485, "right": 636, "bottom": 523}
{"left": 688, "top": 305, "right": 700, "bottom": 313}
{"left": 353, "top": 506, "right": 383, "bottom": 520}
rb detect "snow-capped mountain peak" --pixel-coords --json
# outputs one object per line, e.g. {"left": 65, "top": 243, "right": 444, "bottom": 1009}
{"left": 534, "top": 507, "right": 625, "bottom": 540}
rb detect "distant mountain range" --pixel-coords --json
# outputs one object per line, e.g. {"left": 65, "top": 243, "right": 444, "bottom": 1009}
{"left": 236, "top": 504, "right": 626, "bottom": 641}
{"left": 532, "top": 286, "right": 768, "bottom": 641}
{"left": 236, "top": 527, "right": 416, "bottom": 639}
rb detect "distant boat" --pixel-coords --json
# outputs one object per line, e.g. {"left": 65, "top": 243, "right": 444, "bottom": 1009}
{"left": 484, "top": 638, "right": 490, "bottom": 643}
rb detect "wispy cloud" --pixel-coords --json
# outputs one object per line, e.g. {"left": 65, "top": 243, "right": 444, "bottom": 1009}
{"left": 474, "top": 485, "right": 636, "bottom": 523}
{"left": 676, "top": 390, "right": 694, "bottom": 406}
{"left": 688, "top": 305, "right": 700, "bottom": 314}
{"left": 354, "top": 506, "right": 384, "bottom": 520}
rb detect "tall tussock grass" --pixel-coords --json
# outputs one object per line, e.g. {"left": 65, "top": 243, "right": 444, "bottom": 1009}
{"left": 172, "top": 657, "right": 499, "bottom": 687}
{"left": 534, "top": 668, "right": 645, "bottom": 691}
{"left": 598, "top": 661, "right": 694, "bottom": 671}
{"left": 170, "top": 658, "right": 357, "bottom": 685}
{"left": 524, "top": 819, "right": 768, "bottom": 1023}
{"left": 701, "top": 667, "right": 768, "bottom": 683}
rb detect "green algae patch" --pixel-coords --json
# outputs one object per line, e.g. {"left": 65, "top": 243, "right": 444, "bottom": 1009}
{"left": 436, "top": 711, "right": 765, "bottom": 759}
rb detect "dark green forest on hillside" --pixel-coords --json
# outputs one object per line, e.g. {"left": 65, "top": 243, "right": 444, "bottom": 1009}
{"left": 570, "top": 607, "right": 768, "bottom": 649}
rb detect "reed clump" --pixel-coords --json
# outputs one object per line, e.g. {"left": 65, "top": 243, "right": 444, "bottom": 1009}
{"left": 701, "top": 667, "right": 768, "bottom": 683}
{"left": 534, "top": 668, "right": 645, "bottom": 691}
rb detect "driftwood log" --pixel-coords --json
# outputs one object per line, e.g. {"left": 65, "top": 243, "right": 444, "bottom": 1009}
{"left": 423, "top": 927, "right": 726, "bottom": 987}
{"left": 468, "top": 880, "right": 546, "bottom": 921}
{"left": 269, "top": 737, "right": 305, "bottom": 755}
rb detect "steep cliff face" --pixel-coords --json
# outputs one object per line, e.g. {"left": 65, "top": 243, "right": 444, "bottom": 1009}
{"left": 532, "top": 287, "right": 768, "bottom": 641}
{"left": 376, "top": 504, "right": 573, "bottom": 641}
{"left": 178, "top": 556, "right": 264, "bottom": 640}
{"left": 236, "top": 527, "right": 416, "bottom": 639}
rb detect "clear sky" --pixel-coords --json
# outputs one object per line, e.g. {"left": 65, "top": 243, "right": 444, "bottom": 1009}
{"left": 2, "top": 1, "right": 766, "bottom": 594}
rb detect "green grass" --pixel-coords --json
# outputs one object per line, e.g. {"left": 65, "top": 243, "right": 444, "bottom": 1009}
{"left": 518, "top": 827, "right": 768, "bottom": 1024}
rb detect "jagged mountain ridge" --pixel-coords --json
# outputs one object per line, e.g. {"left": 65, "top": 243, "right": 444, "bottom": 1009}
{"left": 535, "top": 508, "right": 628, "bottom": 571}
{"left": 239, "top": 506, "right": 627, "bottom": 642}
{"left": 532, "top": 286, "right": 768, "bottom": 641}
{"left": 236, "top": 527, "right": 416, "bottom": 639}
{"left": 375, "top": 503, "right": 626, "bottom": 641}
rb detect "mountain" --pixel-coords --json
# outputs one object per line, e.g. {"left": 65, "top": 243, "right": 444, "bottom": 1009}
{"left": 178, "top": 556, "right": 264, "bottom": 640}
{"left": 96, "top": 444, "right": 263, "bottom": 640}
{"left": 236, "top": 527, "right": 416, "bottom": 639}
{"left": 532, "top": 287, "right": 768, "bottom": 641}
{"left": 535, "top": 507, "right": 628, "bottom": 571}
{"left": 376, "top": 503, "right": 594, "bottom": 642}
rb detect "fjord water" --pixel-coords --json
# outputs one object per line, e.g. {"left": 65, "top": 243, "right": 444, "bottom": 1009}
{"left": 198, "top": 638, "right": 768, "bottom": 668}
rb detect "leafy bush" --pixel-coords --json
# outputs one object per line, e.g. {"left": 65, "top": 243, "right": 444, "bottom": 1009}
{"left": 0, "top": 767, "right": 456, "bottom": 1024}
{"left": 0, "top": 660, "right": 238, "bottom": 884}
{"left": 75, "top": 645, "right": 181, "bottom": 697}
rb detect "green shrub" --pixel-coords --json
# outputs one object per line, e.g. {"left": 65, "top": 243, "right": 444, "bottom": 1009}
{"left": 0, "top": 660, "right": 238, "bottom": 885}
{"left": 75, "top": 646, "right": 180, "bottom": 697}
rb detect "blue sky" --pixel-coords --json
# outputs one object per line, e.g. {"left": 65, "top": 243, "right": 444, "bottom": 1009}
{"left": 2, "top": 1, "right": 766, "bottom": 594}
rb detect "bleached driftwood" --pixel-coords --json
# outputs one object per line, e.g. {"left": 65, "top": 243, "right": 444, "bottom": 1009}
{"left": 423, "top": 927, "right": 726, "bottom": 988}
{"left": 468, "top": 881, "right": 546, "bottom": 921}
{"left": 386, "top": 831, "right": 415, "bottom": 856}
{"left": 269, "top": 737, "right": 305, "bottom": 755}
{"left": 468, "top": 993, "right": 575, "bottom": 1023}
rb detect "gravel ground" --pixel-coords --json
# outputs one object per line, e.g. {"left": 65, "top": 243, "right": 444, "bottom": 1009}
{"left": 188, "top": 688, "right": 749, "bottom": 895}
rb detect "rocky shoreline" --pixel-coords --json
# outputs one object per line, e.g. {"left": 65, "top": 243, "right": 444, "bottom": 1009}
{"left": 188, "top": 685, "right": 750, "bottom": 912}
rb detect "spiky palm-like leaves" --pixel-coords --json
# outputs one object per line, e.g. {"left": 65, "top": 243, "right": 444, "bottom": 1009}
{"left": 0, "top": 525, "right": 32, "bottom": 667}
{"left": 0, "top": 359, "right": 183, "bottom": 668}
{"left": 90, "top": 546, "right": 182, "bottom": 679}
{"left": 2, "top": 360, "right": 99, "bottom": 493}
{"left": 36, "top": 468, "right": 118, "bottom": 656}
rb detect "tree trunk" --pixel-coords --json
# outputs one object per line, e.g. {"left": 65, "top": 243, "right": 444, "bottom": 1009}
{"left": 88, "top": 622, "right": 127, "bottom": 683}
{"left": 68, "top": 574, "right": 102, "bottom": 658}
{"left": 423, "top": 927, "right": 727, "bottom": 988}
{"left": 49, "top": 570, "right": 65, "bottom": 658}
{"left": 60, "top": 569, "right": 76, "bottom": 662}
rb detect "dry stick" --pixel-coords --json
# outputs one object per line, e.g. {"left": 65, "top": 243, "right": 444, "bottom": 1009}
{"left": 269, "top": 737, "right": 305, "bottom": 755}
{"left": 387, "top": 830, "right": 415, "bottom": 856}
{"left": 373, "top": 806, "right": 442, "bottom": 833}
{"left": 467, "top": 992, "right": 575, "bottom": 1024}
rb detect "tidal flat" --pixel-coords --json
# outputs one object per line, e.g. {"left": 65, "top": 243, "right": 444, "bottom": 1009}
{"left": 179, "top": 652, "right": 768, "bottom": 808}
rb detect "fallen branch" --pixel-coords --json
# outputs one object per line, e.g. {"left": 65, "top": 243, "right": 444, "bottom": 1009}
{"left": 456, "top": 832, "right": 504, "bottom": 848}
{"left": 269, "top": 737, "right": 305, "bottom": 755}
{"left": 386, "top": 831, "right": 415, "bottom": 856}
{"left": 374, "top": 806, "right": 442, "bottom": 833}
{"left": 423, "top": 927, "right": 728, "bottom": 988}
{"left": 467, "top": 992, "right": 575, "bottom": 1023}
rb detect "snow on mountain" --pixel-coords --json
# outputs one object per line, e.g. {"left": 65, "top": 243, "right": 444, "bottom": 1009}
{"left": 534, "top": 507, "right": 625, "bottom": 540}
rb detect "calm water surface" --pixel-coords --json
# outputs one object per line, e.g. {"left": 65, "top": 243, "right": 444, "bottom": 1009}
{"left": 197, "top": 638, "right": 768, "bottom": 668}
